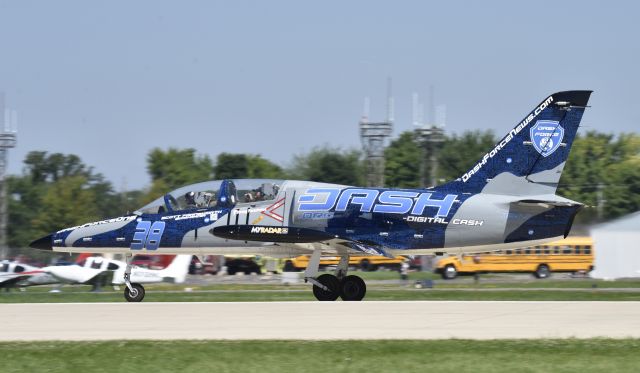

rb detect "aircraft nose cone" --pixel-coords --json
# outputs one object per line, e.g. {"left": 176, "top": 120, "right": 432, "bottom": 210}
{"left": 29, "top": 234, "right": 53, "bottom": 250}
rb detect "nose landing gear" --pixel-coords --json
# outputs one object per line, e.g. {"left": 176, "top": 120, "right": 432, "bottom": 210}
{"left": 124, "top": 282, "right": 145, "bottom": 302}
{"left": 123, "top": 254, "right": 145, "bottom": 302}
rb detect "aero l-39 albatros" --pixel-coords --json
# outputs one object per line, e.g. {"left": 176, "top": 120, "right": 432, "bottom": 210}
{"left": 31, "top": 91, "right": 592, "bottom": 302}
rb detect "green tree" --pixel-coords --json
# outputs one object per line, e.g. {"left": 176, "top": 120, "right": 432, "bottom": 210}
{"left": 146, "top": 148, "right": 213, "bottom": 199}
{"left": 214, "top": 153, "right": 248, "bottom": 179}
{"left": 604, "top": 156, "right": 640, "bottom": 218}
{"left": 558, "top": 132, "right": 640, "bottom": 221}
{"left": 7, "top": 151, "right": 120, "bottom": 249}
{"left": 383, "top": 130, "right": 496, "bottom": 188}
{"left": 437, "top": 130, "right": 497, "bottom": 183}
{"left": 6, "top": 176, "right": 44, "bottom": 249}
{"left": 384, "top": 131, "right": 421, "bottom": 188}
{"left": 288, "top": 147, "right": 364, "bottom": 185}
{"left": 32, "top": 176, "right": 100, "bottom": 234}
{"left": 558, "top": 132, "right": 616, "bottom": 221}
{"left": 246, "top": 155, "right": 285, "bottom": 179}
{"left": 213, "top": 153, "right": 284, "bottom": 179}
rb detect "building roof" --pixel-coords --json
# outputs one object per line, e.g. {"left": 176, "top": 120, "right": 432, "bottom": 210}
{"left": 590, "top": 211, "right": 640, "bottom": 233}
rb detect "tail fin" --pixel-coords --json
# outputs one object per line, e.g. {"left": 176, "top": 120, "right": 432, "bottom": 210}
{"left": 456, "top": 90, "right": 592, "bottom": 195}
{"left": 159, "top": 255, "right": 191, "bottom": 283}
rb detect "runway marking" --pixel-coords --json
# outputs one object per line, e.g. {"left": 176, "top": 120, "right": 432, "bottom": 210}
{"left": 3, "top": 301, "right": 640, "bottom": 341}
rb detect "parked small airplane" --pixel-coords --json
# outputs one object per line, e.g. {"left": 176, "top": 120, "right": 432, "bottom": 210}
{"left": 0, "top": 260, "right": 57, "bottom": 290}
{"left": 1, "top": 255, "right": 190, "bottom": 291}
{"left": 31, "top": 91, "right": 592, "bottom": 302}
{"left": 44, "top": 255, "right": 191, "bottom": 289}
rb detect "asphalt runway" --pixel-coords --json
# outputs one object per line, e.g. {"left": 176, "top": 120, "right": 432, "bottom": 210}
{"left": 3, "top": 301, "right": 640, "bottom": 341}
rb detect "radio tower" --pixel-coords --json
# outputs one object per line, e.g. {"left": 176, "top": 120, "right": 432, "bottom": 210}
{"left": 415, "top": 86, "right": 445, "bottom": 187}
{"left": 0, "top": 93, "right": 17, "bottom": 257}
{"left": 359, "top": 78, "right": 394, "bottom": 187}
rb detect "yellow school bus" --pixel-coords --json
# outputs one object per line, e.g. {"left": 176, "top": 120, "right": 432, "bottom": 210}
{"left": 283, "top": 255, "right": 405, "bottom": 272}
{"left": 435, "top": 236, "right": 594, "bottom": 279}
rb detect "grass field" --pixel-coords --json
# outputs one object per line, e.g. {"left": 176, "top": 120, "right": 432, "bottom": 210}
{"left": 2, "top": 339, "right": 639, "bottom": 373}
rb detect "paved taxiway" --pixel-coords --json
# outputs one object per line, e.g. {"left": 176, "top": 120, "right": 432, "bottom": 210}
{"left": 3, "top": 301, "right": 640, "bottom": 341}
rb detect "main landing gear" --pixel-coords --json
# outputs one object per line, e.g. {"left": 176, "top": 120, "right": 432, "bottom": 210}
{"left": 305, "top": 250, "right": 367, "bottom": 301}
{"left": 123, "top": 254, "right": 145, "bottom": 302}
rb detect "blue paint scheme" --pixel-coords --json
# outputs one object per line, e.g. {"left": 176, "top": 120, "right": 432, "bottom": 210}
{"left": 505, "top": 205, "right": 581, "bottom": 243}
{"left": 451, "top": 91, "right": 590, "bottom": 193}
{"left": 319, "top": 190, "right": 472, "bottom": 250}
{"left": 372, "top": 191, "right": 417, "bottom": 214}
{"left": 130, "top": 220, "right": 151, "bottom": 250}
{"left": 298, "top": 187, "right": 458, "bottom": 218}
{"left": 59, "top": 210, "right": 231, "bottom": 250}
{"left": 298, "top": 188, "right": 341, "bottom": 211}
{"left": 34, "top": 91, "right": 592, "bottom": 257}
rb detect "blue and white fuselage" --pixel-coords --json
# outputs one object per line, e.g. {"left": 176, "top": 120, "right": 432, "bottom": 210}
{"left": 30, "top": 91, "right": 593, "bottom": 302}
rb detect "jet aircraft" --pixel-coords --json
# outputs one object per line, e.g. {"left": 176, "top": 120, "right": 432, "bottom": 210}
{"left": 31, "top": 91, "right": 592, "bottom": 302}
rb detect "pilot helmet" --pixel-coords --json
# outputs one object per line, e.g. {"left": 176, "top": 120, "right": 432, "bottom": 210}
{"left": 185, "top": 191, "right": 196, "bottom": 205}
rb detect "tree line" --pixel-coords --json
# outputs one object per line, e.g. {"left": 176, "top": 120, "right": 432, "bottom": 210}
{"left": 6, "top": 130, "right": 640, "bottom": 251}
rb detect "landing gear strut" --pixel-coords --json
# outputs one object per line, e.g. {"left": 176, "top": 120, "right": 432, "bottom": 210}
{"left": 123, "top": 254, "right": 145, "bottom": 302}
{"left": 305, "top": 250, "right": 367, "bottom": 301}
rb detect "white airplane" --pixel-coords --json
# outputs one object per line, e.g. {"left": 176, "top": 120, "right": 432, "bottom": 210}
{"left": 0, "top": 260, "right": 58, "bottom": 289}
{"left": 44, "top": 255, "right": 191, "bottom": 288}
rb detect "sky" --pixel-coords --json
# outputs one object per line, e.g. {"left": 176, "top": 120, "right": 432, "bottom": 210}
{"left": 1, "top": 0, "right": 639, "bottom": 190}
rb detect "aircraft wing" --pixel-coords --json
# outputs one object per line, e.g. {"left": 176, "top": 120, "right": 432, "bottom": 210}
{"left": 44, "top": 265, "right": 110, "bottom": 285}
{"left": 346, "top": 242, "right": 395, "bottom": 258}
{"left": 277, "top": 237, "right": 396, "bottom": 259}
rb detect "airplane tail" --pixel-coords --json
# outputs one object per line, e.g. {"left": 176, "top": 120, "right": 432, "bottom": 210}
{"left": 454, "top": 91, "right": 592, "bottom": 196}
{"left": 159, "top": 255, "right": 192, "bottom": 284}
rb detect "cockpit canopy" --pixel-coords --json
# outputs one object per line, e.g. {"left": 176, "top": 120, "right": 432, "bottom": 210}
{"left": 135, "top": 179, "right": 283, "bottom": 215}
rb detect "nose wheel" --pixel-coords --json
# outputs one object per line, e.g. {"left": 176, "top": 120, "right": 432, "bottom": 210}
{"left": 122, "top": 254, "right": 145, "bottom": 302}
{"left": 124, "top": 283, "right": 145, "bottom": 302}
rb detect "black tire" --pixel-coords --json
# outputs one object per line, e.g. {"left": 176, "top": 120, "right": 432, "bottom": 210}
{"left": 312, "top": 274, "right": 341, "bottom": 301}
{"left": 124, "top": 283, "right": 145, "bottom": 302}
{"left": 441, "top": 264, "right": 458, "bottom": 280}
{"left": 535, "top": 264, "right": 550, "bottom": 279}
{"left": 340, "top": 275, "right": 367, "bottom": 301}
{"left": 360, "top": 259, "right": 372, "bottom": 271}
{"left": 227, "top": 268, "right": 237, "bottom": 275}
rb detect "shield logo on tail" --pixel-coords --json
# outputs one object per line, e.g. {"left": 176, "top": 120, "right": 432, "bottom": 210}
{"left": 530, "top": 120, "right": 564, "bottom": 157}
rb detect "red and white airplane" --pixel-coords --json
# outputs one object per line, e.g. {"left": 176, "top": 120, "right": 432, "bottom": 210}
{"left": 45, "top": 255, "right": 191, "bottom": 286}
{"left": 0, "top": 255, "right": 191, "bottom": 291}
{"left": 0, "top": 260, "right": 58, "bottom": 289}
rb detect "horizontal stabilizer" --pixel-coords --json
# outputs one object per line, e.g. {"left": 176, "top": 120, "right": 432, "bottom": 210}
{"left": 515, "top": 199, "right": 583, "bottom": 208}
